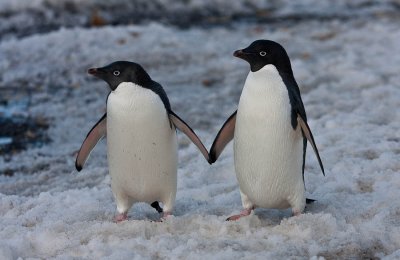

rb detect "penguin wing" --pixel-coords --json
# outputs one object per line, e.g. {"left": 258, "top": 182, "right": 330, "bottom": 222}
{"left": 297, "top": 115, "right": 325, "bottom": 176}
{"left": 209, "top": 110, "right": 237, "bottom": 164}
{"left": 169, "top": 111, "right": 210, "bottom": 163}
{"left": 75, "top": 113, "right": 107, "bottom": 171}
{"left": 281, "top": 72, "right": 324, "bottom": 176}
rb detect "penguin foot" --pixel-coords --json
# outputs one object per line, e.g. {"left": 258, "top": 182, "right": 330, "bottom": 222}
{"left": 160, "top": 212, "right": 172, "bottom": 221}
{"left": 114, "top": 213, "right": 128, "bottom": 222}
{"left": 226, "top": 208, "right": 252, "bottom": 221}
{"left": 292, "top": 210, "right": 302, "bottom": 217}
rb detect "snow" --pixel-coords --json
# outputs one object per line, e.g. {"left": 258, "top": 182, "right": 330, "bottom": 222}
{"left": 1, "top": 1, "right": 400, "bottom": 259}
{"left": 0, "top": 137, "right": 12, "bottom": 145}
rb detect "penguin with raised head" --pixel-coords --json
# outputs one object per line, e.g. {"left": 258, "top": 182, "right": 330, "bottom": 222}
{"left": 209, "top": 40, "right": 325, "bottom": 220}
{"left": 75, "top": 61, "right": 209, "bottom": 222}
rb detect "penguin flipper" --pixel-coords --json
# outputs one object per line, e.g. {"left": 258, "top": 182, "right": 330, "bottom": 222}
{"left": 75, "top": 113, "right": 107, "bottom": 171}
{"left": 209, "top": 110, "right": 237, "bottom": 164}
{"left": 297, "top": 115, "right": 325, "bottom": 176}
{"left": 169, "top": 111, "right": 210, "bottom": 163}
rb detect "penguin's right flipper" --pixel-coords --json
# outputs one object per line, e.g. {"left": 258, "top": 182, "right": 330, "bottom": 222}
{"left": 75, "top": 113, "right": 107, "bottom": 171}
{"left": 209, "top": 110, "right": 237, "bottom": 164}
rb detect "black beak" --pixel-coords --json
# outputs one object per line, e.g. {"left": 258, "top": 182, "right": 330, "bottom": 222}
{"left": 88, "top": 67, "right": 106, "bottom": 77}
{"left": 88, "top": 68, "right": 97, "bottom": 75}
{"left": 233, "top": 49, "right": 245, "bottom": 58}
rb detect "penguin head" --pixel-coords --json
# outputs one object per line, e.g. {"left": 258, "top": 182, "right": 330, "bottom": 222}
{"left": 234, "top": 40, "right": 292, "bottom": 73}
{"left": 88, "top": 61, "right": 152, "bottom": 90}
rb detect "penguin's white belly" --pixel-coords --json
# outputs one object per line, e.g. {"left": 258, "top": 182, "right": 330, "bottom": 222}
{"left": 107, "top": 83, "right": 177, "bottom": 205}
{"left": 234, "top": 65, "right": 304, "bottom": 209}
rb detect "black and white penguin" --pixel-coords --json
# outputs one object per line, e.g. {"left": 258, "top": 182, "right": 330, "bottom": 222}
{"left": 209, "top": 40, "right": 324, "bottom": 220}
{"left": 75, "top": 61, "right": 209, "bottom": 222}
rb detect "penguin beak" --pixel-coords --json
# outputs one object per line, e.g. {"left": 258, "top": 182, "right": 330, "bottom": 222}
{"left": 88, "top": 68, "right": 98, "bottom": 75}
{"left": 233, "top": 49, "right": 245, "bottom": 58}
{"left": 88, "top": 67, "right": 106, "bottom": 77}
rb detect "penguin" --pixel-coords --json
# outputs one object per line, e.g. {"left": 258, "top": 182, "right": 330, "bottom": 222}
{"left": 75, "top": 61, "right": 209, "bottom": 222}
{"left": 209, "top": 40, "right": 325, "bottom": 221}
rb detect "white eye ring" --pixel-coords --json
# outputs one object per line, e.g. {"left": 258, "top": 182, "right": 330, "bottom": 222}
{"left": 260, "top": 51, "right": 267, "bottom": 56}
{"left": 113, "top": 70, "right": 120, "bottom": 76}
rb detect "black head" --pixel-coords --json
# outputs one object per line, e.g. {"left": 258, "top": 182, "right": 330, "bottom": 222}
{"left": 88, "top": 61, "right": 152, "bottom": 90}
{"left": 234, "top": 40, "right": 293, "bottom": 74}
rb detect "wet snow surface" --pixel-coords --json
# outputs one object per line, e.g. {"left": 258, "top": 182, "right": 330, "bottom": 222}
{"left": 1, "top": 1, "right": 400, "bottom": 259}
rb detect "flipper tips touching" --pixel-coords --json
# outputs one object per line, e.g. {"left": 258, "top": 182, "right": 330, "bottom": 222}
{"left": 208, "top": 110, "right": 237, "bottom": 165}
{"left": 208, "top": 153, "right": 216, "bottom": 165}
{"left": 75, "top": 162, "right": 82, "bottom": 172}
{"left": 169, "top": 111, "right": 210, "bottom": 163}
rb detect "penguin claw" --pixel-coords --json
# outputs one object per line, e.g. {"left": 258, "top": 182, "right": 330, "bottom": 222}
{"left": 161, "top": 212, "right": 172, "bottom": 221}
{"left": 226, "top": 215, "right": 243, "bottom": 221}
{"left": 226, "top": 208, "right": 252, "bottom": 221}
{"left": 292, "top": 210, "right": 302, "bottom": 217}
{"left": 114, "top": 213, "right": 128, "bottom": 223}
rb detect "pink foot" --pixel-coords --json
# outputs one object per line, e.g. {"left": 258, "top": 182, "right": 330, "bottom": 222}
{"left": 226, "top": 208, "right": 253, "bottom": 221}
{"left": 161, "top": 212, "right": 172, "bottom": 221}
{"left": 114, "top": 213, "right": 128, "bottom": 222}
{"left": 292, "top": 210, "right": 301, "bottom": 217}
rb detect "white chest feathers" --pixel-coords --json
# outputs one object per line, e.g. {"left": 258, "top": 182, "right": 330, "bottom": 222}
{"left": 106, "top": 82, "right": 178, "bottom": 213}
{"left": 234, "top": 65, "right": 305, "bottom": 210}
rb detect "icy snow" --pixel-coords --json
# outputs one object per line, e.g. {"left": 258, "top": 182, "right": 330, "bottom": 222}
{"left": 1, "top": 2, "right": 400, "bottom": 259}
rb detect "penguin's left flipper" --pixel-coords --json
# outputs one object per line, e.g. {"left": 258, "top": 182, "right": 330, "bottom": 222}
{"left": 297, "top": 115, "right": 325, "bottom": 176}
{"left": 75, "top": 113, "right": 107, "bottom": 171}
{"left": 169, "top": 111, "right": 210, "bottom": 163}
{"left": 208, "top": 110, "right": 237, "bottom": 164}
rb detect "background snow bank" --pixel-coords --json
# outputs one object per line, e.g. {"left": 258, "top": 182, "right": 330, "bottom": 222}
{"left": 1, "top": 1, "right": 400, "bottom": 259}
{"left": 0, "top": 0, "right": 398, "bottom": 40}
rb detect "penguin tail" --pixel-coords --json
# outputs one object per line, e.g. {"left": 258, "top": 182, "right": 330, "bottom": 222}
{"left": 306, "top": 198, "right": 316, "bottom": 204}
{"left": 151, "top": 201, "right": 163, "bottom": 213}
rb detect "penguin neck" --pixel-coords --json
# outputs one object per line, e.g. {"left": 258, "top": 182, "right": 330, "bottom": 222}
{"left": 249, "top": 64, "right": 295, "bottom": 87}
{"left": 109, "top": 82, "right": 159, "bottom": 112}
{"left": 112, "top": 82, "right": 140, "bottom": 96}
{"left": 245, "top": 65, "right": 287, "bottom": 96}
{"left": 241, "top": 64, "right": 291, "bottom": 123}
{"left": 249, "top": 64, "right": 280, "bottom": 78}
{"left": 252, "top": 63, "right": 292, "bottom": 75}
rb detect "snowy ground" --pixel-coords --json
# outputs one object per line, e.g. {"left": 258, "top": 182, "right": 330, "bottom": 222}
{"left": 1, "top": 1, "right": 400, "bottom": 259}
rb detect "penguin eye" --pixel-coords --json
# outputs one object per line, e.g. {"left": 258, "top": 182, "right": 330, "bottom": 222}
{"left": 113, "top": 70, "right": 120, "bottom": 76}
{"left": 259, "top": 51, "right": 267, "bottom": 57}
